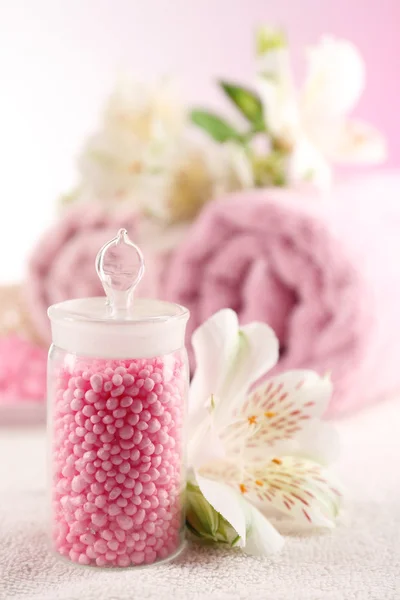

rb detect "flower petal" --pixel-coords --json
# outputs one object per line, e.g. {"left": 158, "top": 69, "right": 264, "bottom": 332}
{"left": 256, "top": 58, "right": 299, "bottom": 142}
{"left": 301, "top": 36, "right": 365, "bottom": 118}
{"left": 195, "top": 473, "right": 247, "bottom": 545}
{"left": 237, "top": 370, "right": 332, "bottom": 461}
{"left": 242, "top": 501, "right": 285, "bottom": 556}
{"left": 213, "top": 321, "right": 279, "bottom": 429}
{"left": 190, "top": 309, "right": 279, "bottom": 432}
{"left": 241, "top": 456, "right": 343, "bottom": 528}
{"left": 188, "top": 407, "right": 227, "bottom": 469}
{"left": 287, "top": 137, "right": 332, "bottom": 190}
{"left": 329, "top": 119, "right": 387, "bottom": 164}
{"left": 291, "top": 420, "right": 340, "bottom": 466}
{"left": 189, "top": 309, "right": 240, "bottom": 427}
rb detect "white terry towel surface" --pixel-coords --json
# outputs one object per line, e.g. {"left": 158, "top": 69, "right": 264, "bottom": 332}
{"left": 0, "top": 397, "right": 399, "bottom": 600}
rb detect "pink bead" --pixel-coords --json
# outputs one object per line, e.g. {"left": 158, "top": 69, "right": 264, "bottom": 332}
{"left": 144, "top": 522, "right": 155, "bottom": 535}
{"left": 82, "top": 404, "right": 95, "bottom": 417}
{"left": 131, "top": 551, "right": 145, "bottom": 565}
{"left": 78, "top": 553, "right": 91, "bottom": 565}
{"left": 120, "top": 396, "right": 133, "bottom": 408}
{"left": 90, "top": 482, "right": 104, "bottom": 495}
{"left": 80, "top": 533, "right": 95, "bottom": 545}
{"left": 94, "top": 495, "right": 107, "bottom": 509}
{"left": 94, "top": 539, "right": 108, "bottom": 554}
{"left": 104, "top": 479, "right": 115, "bottom": 492}
{"left": 90, "top": 374, "right": 103, "bottom": 391}
{"left": 105, "top": 551, "right": 117, "bottom": 562}
{"left": 110, "top": 385, "right": 125, "bottom": 397}
{"left": 127, "top": 414, "right": 139, "bottom": 426}
{"left": 100, "top": 529, "right": 113, "bottom": 541}
{"left": 147, "top": 419, "right": 161, "bottom": 433}
{"left": 106, "top": 397, "right": 119, "bottom": 411}
{"left": 113, "top": 408, "right": 126, "bottom": 419}
{"left": 116, "top": 515, "right": 133, "bottom": 531}
{"left": 119, "top": 425, "right": 134, "bottom": 440}
{"left": 85, "top": 390, "right": 98, "bottom": 403}
{"left": 108, "top": 504, "right": 122, "bottom": 516}
{"left": 91, "top": 513, "right": 108, "bottom": 527}
{"left": 143, "top": 482, "right": 156, "bottom": 496}
{"left": 70, "top": 398, "right": 83, "bottom": 411}
{"left": 71, "top": 476, "right": 87, "bottom": 494}
{"left": 119, "top": 440, "right": 135, "bottom": 450}
{"left": 133, "top": 509, "right": 145, "bottom": 526}
{"left": 109, "top": 487, "right": 121, "bottom": 500}
{"left": 124, "top": 504, "right": 137, "bottom": 516}
{"left": 131, "top": 400, "right": 143, "bottom": 414}
{"left": 144, "top": 378, "right": 155, "bottom": 392}
{"left": 84, "top": 432, "right": 97, "bottom": 445}
{"left": 136, "top": 421, "right": 148, "bottom": 431}
{"left": 112, "top": 374, "right": 123, "bottom": 386}
{"left": 115, "top": 473, "right": 126, "bottom": 485}
{"left": 117, "top": 554, "right": 130, "bottom": 567}
{"left": 115, "top": 529, "right": 126, "bottom": 543}
{"left": 134, "top": 481, "right": 143, "bottom": 495}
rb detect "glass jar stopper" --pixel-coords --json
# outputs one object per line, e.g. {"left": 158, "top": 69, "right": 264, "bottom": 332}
{"left": 95, "top": 228, "right": 145, "bottom": 318}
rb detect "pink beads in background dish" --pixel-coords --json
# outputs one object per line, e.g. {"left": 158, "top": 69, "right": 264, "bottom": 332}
{"left": 0, "top": 335, "right": 47, "bottom": 403}
{"left": 51, "top": 349, "right": 186, "bottom": 567}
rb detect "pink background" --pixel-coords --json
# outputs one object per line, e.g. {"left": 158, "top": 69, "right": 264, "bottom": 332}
{"left": 0, "top": 0, "right": 398, "bottom": 281}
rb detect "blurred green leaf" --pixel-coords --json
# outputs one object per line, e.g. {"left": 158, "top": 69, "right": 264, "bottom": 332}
{"left": 190, "top": 110, "right": 243, "bottom": 143}
{"left": 220, "top": 82, "right": 264, "bottom": 129}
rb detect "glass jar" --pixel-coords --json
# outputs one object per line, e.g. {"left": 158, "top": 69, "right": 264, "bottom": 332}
{"left": 47, "top": 230, "right": 189, "bottom": 567}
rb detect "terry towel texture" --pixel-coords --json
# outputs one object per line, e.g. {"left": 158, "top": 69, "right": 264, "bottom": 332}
{"left": 1, "top": 397, "right": 399, "bottom": 599}
{"left": 164, "top": 171, "right": 400, "bottom": 416}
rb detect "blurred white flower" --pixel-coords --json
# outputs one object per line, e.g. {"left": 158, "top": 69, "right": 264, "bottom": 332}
{"left": 302, "top": 36, "right": 365, "bottom": 118}
{"left": 256, "top": 29, "right": 387, "bottom": 188}
{"left": 186, "top": 309, "right": 343, "bottom": 555}
{"left": 67, "top": 77, "right": 246, "bottom": 224}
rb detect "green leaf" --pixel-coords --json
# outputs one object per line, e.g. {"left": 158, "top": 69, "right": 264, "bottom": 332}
{"left": 190, "top": 110, "right": 243, "bottom": 143}
{"left": 220, "top": 82, "right": 264, "bottom": 129}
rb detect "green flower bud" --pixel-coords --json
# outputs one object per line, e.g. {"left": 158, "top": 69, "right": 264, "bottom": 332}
{"left": 256, "top": 26, "right": 287, "bottom": 56}
{"left": 186, "top": 482, "right": 241, "bottom": 546}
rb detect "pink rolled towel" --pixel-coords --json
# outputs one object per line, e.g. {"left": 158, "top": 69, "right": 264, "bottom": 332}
{"left": 163, "top": 171, "right": 400, "bottom": 416}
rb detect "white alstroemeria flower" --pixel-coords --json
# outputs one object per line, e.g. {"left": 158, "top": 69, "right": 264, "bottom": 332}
{"left": 77, "top": 77, "right": 185, "bottom": 210}
{"left": 67, "top": 76, "right": 248, "bottom": 223}
{"left": 256, "top": 28, "right": 386, "bottom": 188}
{"left": 187, "top": 309, "right": 342, "bottom": 555}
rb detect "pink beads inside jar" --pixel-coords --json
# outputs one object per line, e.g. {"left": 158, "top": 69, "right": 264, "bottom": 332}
{"left": 51, "top": 350, "right": 186, "bottom": 567}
